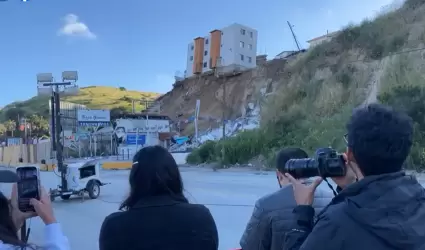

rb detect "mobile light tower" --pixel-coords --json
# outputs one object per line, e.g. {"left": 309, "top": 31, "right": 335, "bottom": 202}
{"left": 36, "top": 71, "right": 78, "bottom": 197}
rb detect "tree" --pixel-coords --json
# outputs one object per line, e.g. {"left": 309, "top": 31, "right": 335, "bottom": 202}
{"left": 27, "top": 114, "right": 49, "bottom": 137}
{"left": 4, "top": 120, "right": 16, "bottom": 137}
{"left": 0, "top": 123, "right": 6, "bottom": 135}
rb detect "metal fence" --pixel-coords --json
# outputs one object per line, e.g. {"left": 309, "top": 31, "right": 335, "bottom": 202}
{"left": 63, "top": 132, "right": 117, "bottom": 159}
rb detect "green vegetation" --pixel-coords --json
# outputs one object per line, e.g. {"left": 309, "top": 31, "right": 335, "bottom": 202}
{"left": 0, "top": 86, "right": 159, "bottom": 137}
{"left": 187, "top": 0, "right": 425, "bottom": 169}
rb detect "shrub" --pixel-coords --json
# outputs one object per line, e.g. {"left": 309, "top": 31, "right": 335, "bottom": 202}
{"left": 378, "top": 54, "right": 425, "bottom": 168}
{"left": 186, "top": 140, "right": 217, "bottom": 164}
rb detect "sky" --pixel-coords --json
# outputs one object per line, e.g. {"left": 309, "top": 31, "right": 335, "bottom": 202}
{"left": 0, "top": 0, "right": 399, "bottom": 106}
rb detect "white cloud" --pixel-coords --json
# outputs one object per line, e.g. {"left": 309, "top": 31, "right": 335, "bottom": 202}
{"left": 58, "top": 14, "right": 96, "bottom": 40}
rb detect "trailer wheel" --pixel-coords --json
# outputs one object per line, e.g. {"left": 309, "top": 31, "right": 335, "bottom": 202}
{"left": 50, "top": 195, "right": 55, "bottom": 202}
{"left": 60, "top": 195, "right": 71, "bottom": 200}
{"left": 87, "top": 181, "right": 100, "bottom": 199}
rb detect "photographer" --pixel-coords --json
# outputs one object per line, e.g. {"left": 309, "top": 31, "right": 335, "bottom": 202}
{"left": 283, "top": 103, "right": 425, "bottom": 250}
{"left": 0, "top": 181, "right": 70, "bottom": 250}
{"left": 239, "top": 148, "right": 333, "bottom": 250}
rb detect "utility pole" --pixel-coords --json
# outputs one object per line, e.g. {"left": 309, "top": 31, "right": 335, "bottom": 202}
{"left": 222, "top": 75, "right": 226, "bottom": 139}
{"left": 287, "top": 21, "right": 301, "bottom": 51}
{"left": 214, "top": 57, "right": 226, "bottom": 165}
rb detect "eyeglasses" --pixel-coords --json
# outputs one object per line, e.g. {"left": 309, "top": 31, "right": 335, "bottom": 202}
{"left": 343, "top": 133, "right": 348, "bottom": 144}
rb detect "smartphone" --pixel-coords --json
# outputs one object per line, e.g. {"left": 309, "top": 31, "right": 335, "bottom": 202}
{"left": 16, "top": 166, "right": 40, "bottom": 212}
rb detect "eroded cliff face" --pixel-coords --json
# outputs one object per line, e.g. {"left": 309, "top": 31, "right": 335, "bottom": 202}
{"left": 159, "top": 58, "right": 289, "bottom": 133}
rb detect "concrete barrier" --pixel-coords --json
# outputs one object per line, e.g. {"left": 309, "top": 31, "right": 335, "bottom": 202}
{"left": 0, "top": 152, "right": 191, "bottom": 171}
{"left": 101, "top": 161, "right": 132, "bottom": 170}
{"left": 172, "top": 152, "right": 189, "bottom": 165}
{"left": 100, "top": 152, "right": 190, "bottom": 170}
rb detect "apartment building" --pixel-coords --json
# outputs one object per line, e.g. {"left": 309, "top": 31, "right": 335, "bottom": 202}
{"left": 185, "top": 23, "right": 258, "bottom": 78}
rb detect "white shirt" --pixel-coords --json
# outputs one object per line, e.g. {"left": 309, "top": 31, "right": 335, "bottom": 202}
{"left": 0, "top": 223, "right": 70, "bottom": 250}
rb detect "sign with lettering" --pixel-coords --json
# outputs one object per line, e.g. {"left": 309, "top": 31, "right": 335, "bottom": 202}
{"left": 77, "top": 110, "right": 110, "bottom": 126}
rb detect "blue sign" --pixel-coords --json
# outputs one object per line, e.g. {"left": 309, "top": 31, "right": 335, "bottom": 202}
{"left": 126, "top": 134, "right": 146, "bottom": 145}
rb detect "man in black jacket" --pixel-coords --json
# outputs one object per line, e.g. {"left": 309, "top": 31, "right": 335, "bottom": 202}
{"left": 239, "top": 148, "right": 333, "bottom": 250}
{"left": 283, "top": 103, "right": 425, "bottom": 250}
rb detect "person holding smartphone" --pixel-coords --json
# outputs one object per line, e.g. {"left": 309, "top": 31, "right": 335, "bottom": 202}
{"left": 0, "top": 181, "right": 70, "bottom": 250}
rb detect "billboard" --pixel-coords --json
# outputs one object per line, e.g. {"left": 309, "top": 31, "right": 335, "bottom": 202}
{"left": 77, "top": 110, "right": 111, "bottom": 126}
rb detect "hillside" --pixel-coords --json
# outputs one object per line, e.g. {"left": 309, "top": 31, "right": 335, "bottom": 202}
{"left": 0, "top": 86, "right": 160, "bottom": 122}
{"left": 159, "top": 58, "right": 286, "bottom": 133}
{"left": 185, "top": 0, "right": 425, "bottom": 169}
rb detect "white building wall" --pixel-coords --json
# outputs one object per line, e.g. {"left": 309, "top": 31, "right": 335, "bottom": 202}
{"left": 220, "top": 23, "right": 258, "bottom": 69}
{"left": 308, "top": 37, "right": 333, "bottom": 47}
{"left": 184, "top": 23, "right": 258, "bottom": 78}
{"left": 202, "top": 35, "right": 211, "bottom": 74}
{"left": 186, "top": 43, "right": 194, "bottom": 77}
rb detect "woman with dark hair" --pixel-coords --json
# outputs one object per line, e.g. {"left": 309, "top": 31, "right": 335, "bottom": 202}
{"left": 99, "top": 145, "right": 219, "bottom": 250}
{"left": 0, "top": 183, "right": 69, "bottom": 249}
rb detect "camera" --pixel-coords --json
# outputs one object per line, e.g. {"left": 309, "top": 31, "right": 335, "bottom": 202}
{"left": 284, "top": 147, "right": 346, "bottom": 179}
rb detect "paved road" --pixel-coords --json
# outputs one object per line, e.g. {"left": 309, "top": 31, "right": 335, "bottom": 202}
{"left": 3, "top": 167, "right": 424, "bottom": 250}
{"left": 0, "top": 167, "right": 279, "bottom": 250}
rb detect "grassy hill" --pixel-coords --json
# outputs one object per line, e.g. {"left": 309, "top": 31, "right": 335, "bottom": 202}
{"left": 187, "top": 0, "right": 425, "bottom": 169}
{"left": 0, "top": 86, "right": 160, "bottom": 122}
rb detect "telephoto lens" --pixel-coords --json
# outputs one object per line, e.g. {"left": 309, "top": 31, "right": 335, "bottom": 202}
{"left": 284, "top": 157, "right": 319, "bottom": 179}
{"left": 283, "top": 147, "right": 346, "bottom": 179}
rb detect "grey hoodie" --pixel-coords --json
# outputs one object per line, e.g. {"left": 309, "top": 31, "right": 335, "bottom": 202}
{"left": 239, "top": 181, "right": 333, "bottom": 250}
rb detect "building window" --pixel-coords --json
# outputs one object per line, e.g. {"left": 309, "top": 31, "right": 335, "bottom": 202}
{"left": 248, "top": 44, "right": 253, "bottom": 50}
{"left": 241, "top": 29, "right": 246, "bottom": 35}
{"left": 250, "top": 31, "right": 253, "bottom": 38}
{"left": 190, "top": 56, "right": 193, "bottom": 61}
{"left": 205, "top": 39, "right": 209, "bottom": 44}
{"left": 203, "top": 62, "right": 207, "bottom": 68}
{"left": 240, "top": 41, "right": 245, "bottom": 48}
{"left": 248, "top": 56, "right": 252, "bottom": 63}
{"left": 191, "top": 45, "right": 194, "bottom": 50}
{"left": 204, "top": 50, "right": 208, "bottom": 56}
{"left": 240, "top": 54, "right": 244, "bottom": 61}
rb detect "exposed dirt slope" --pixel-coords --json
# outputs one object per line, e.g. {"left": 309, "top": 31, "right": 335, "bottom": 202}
{"left": 159, "top": 58, "right": 290, "bottom": 131}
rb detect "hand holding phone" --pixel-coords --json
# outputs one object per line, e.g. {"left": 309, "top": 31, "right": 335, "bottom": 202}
{"left": 30, "top": 187, "right": 56, "bottom": 225}
{"left": 16, "top": 166, "right": 40, "bottom": 212}
{"left": 9, "top": 184, "right": 36, "bottom": 230}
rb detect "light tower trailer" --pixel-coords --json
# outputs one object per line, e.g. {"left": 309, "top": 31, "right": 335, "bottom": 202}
{"left": 50, "top": 159, "right": 109, "bottom": 201}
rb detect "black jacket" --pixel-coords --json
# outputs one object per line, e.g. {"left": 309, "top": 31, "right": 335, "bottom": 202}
{"left": 284, "top": 172, "right": 425, "bottom": 250}
{"left": 99, "top": 195, "right": 219, "bottom": 250}
{"left": 239, "top": 182, "right": 333, "bottom": 250}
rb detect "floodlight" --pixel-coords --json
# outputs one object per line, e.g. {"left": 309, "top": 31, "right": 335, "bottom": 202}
{"left": 62, "top": 71, "right": 78, "bottom": 81}
{"left": 37, "top": 73, "right": 53, "bottom": 83}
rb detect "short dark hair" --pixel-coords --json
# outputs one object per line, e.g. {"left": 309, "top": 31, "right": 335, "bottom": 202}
{"left": 346, "top": 103, "right": 413, "bottom": 176}
{"left": 276, "top": 148, "right": 308, "bottom": 173}
{"left": 120, "top": 145, "right": 188, "bottom": 210}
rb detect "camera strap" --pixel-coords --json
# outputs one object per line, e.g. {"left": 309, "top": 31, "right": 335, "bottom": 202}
{"left": 323, "top": 178, "right": 338, "bottom": 196}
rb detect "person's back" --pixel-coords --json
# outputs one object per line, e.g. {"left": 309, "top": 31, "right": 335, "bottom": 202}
{"left": 240, "top": 148, "right": 333, "bottom": 250}
{"left": 99, "top": 146, "right": 218, "bottom": 250}
{"left": 100, "top": 196, "right": 217, "bottom": 250}
{"left": 313, "top": 171, "right": 425, "bottom": 250}
{"left": 283, "top": 103, "right": 425, "bottom": 250}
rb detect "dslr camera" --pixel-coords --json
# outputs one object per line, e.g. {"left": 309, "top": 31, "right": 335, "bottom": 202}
{"left": 284, "top": 147, "right": 346, "bottom": 179}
